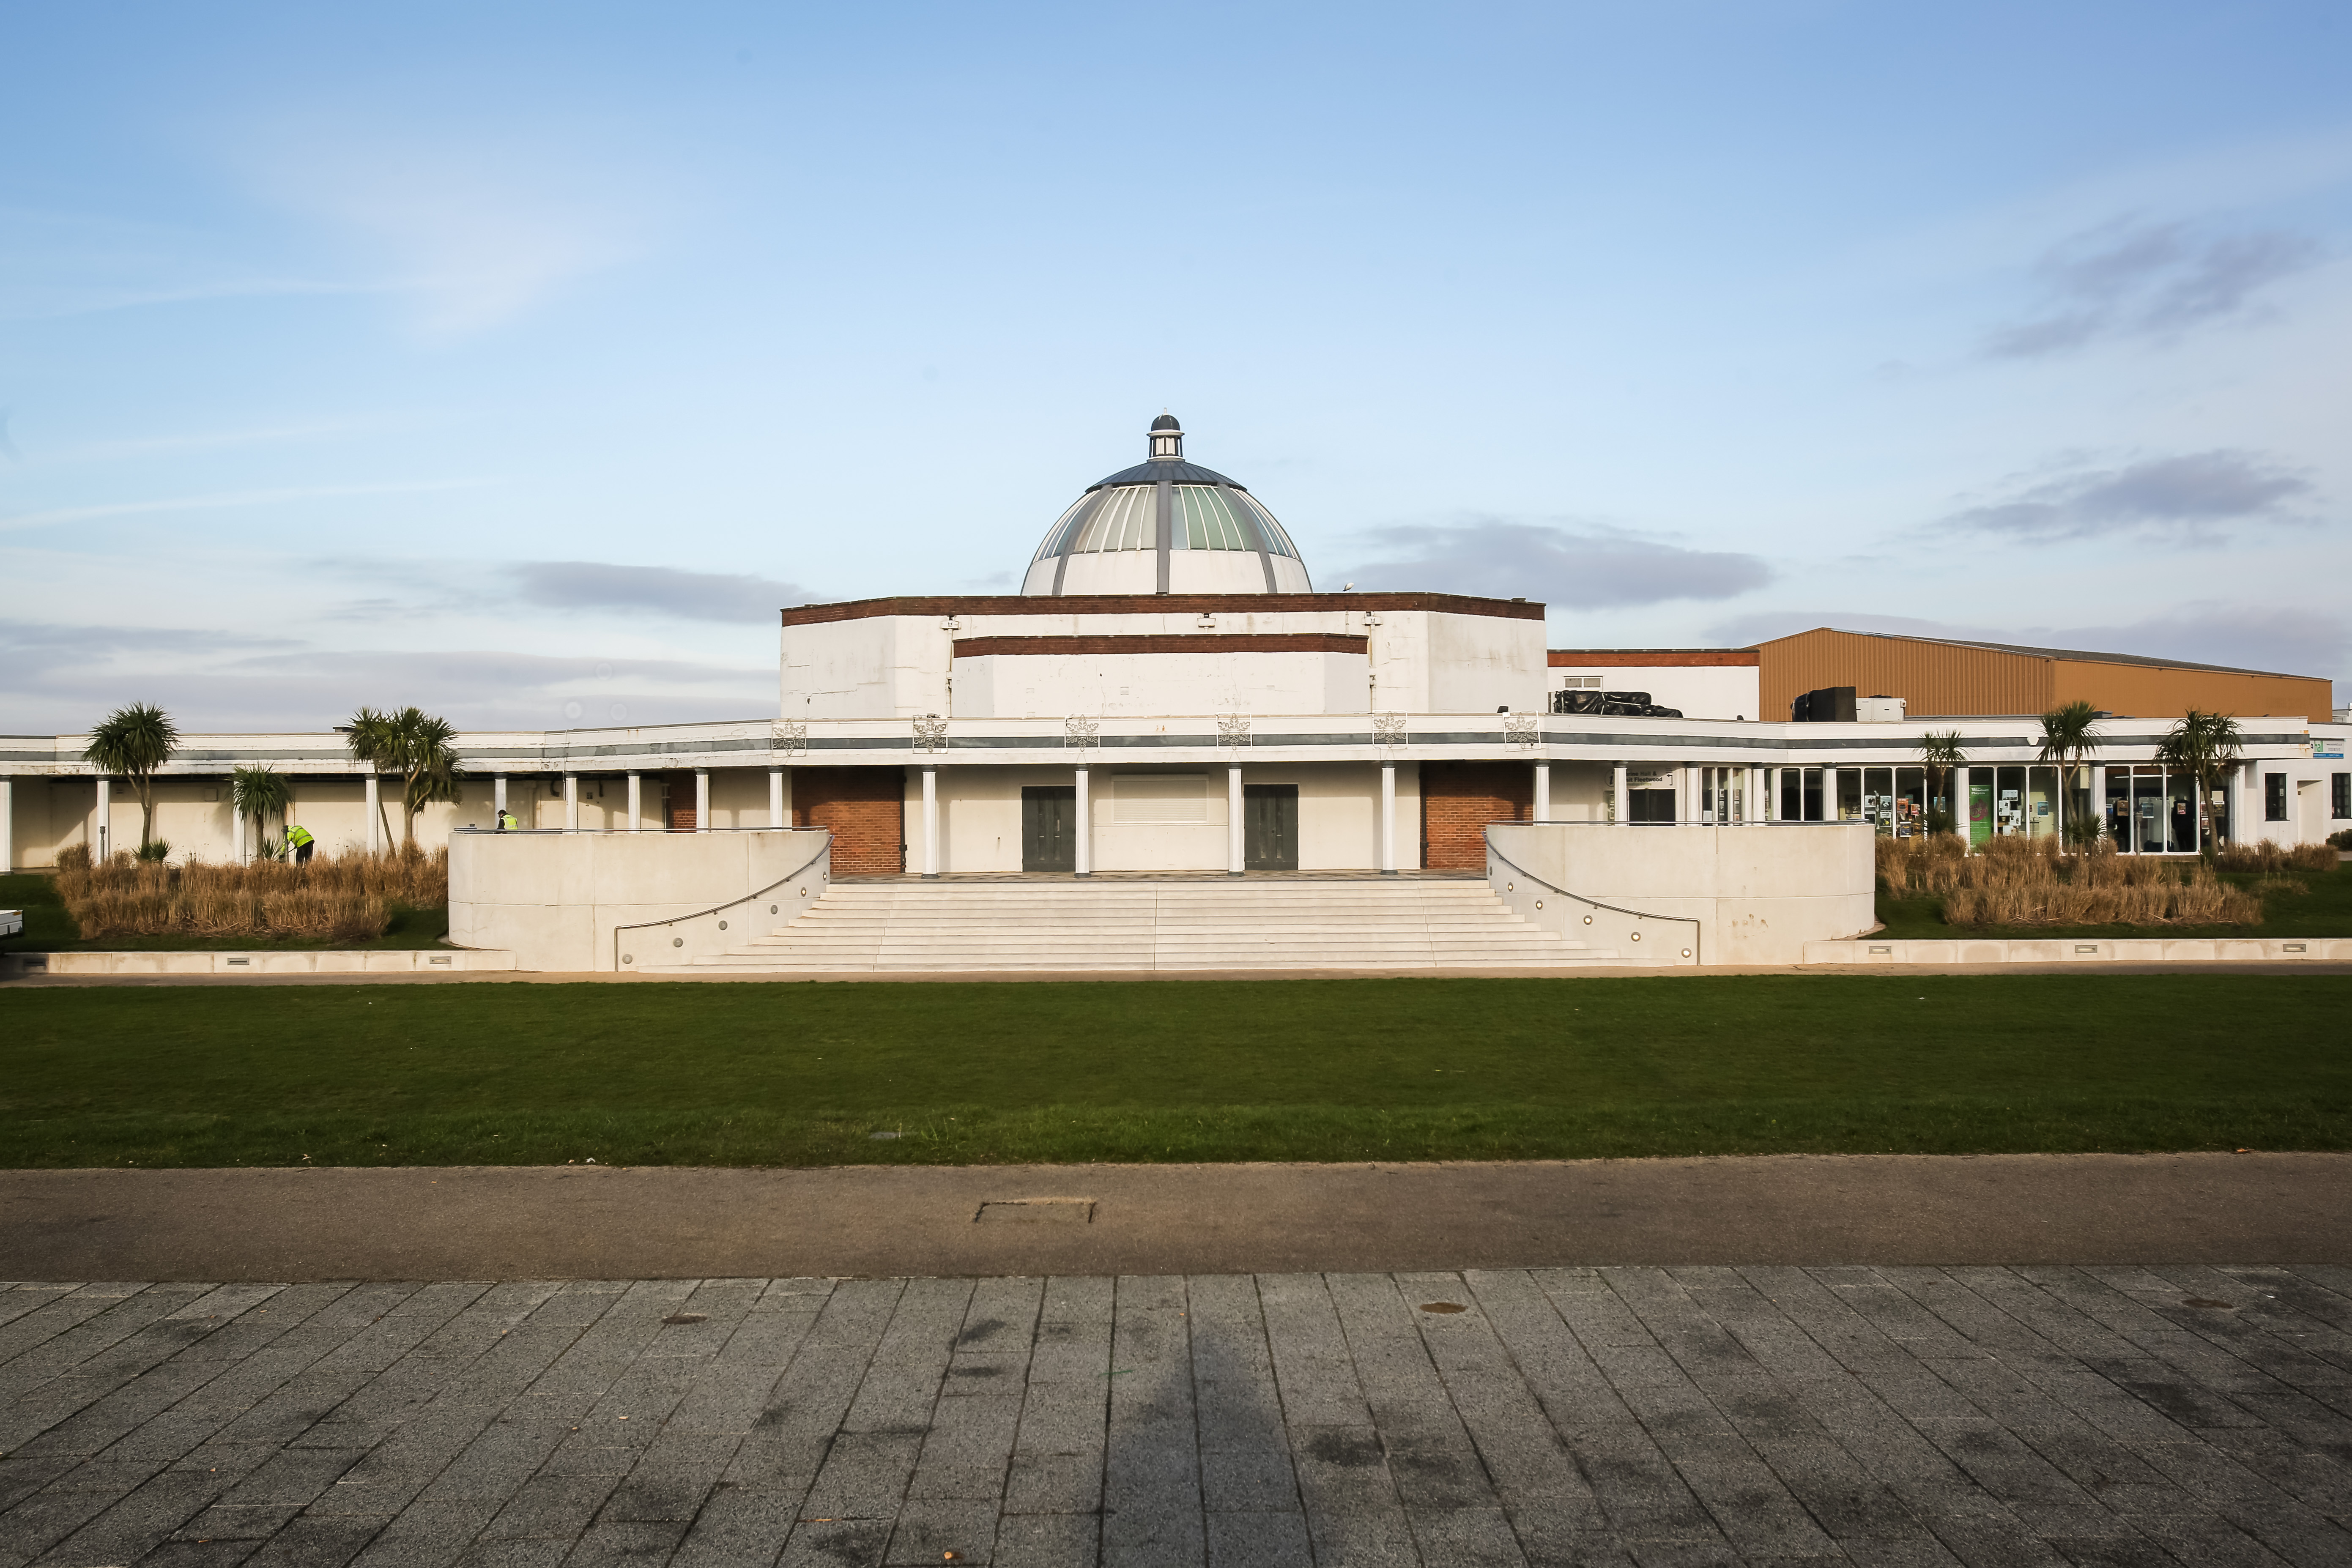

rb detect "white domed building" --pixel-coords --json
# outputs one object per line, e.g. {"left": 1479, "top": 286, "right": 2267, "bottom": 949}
{"left": 1021, "top": 415, "right": 1314, "bottom": 596}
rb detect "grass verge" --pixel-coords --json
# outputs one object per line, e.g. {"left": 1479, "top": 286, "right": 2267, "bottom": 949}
{"left": 2, "top": 974, "right": 2346, "bottom": 1167}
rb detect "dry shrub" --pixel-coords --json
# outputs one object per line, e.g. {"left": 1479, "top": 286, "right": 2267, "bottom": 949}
{"left": 1877, "top": 833, "right": 2263, "bottom": 928}
{"left": 51, "top": 843, "right": 446, "bottom": 942}
{"left": 2214, "top": 841, "right": 2338, "bottom": 874}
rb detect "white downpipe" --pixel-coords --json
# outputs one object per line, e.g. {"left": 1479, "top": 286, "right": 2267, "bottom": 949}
{"left": 1379, "top": 762, "right": 1396, "bottom": 873}
{"left": 1227, "top": 764, "right": 1244, "bottom": 875}
{"left": 921, "top": 765, "right": 939, "bottom": 876}
{"left": 1074, "top": 766, "right": 1091, "bottom": 876}
{"left": 695, "top": 769, "right": 710, "bottom": 834}
{"left": 627, "top": 773, "right": 642, "bottom": 832}
{"left": 564, "top": 774, "right": 579, "bottom": 832}
{"left": 230, "top": 789, "right": 245, "bottom": 865}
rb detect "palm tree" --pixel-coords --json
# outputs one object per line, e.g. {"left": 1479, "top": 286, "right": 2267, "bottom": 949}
{"left": 344, "top": 706, "right": 467, "bottom": 846}
{"left": 2036, "top": 700, "right": 2103, "bottom": 847}
{"left": 229, "top": 765, "right": 290, "bottom": 862}
{"left": 82, "top": 702, "right": 179, "bottom": 854}
{"left": 1917, "top": 731, "right": 1966, "bottom": 839}
{"left": 2155, "top": 709, "right": 2242, "bottom": 859}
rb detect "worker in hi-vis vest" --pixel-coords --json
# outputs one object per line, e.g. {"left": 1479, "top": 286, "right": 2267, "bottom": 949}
{"left": 285, "top": 823, "right": 316, "bottom": 864}
{"left": 496, "top": 808, "right": 520, "bottom": 832}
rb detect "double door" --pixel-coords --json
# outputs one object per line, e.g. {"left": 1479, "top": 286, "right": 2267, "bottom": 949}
{"left": 1021, "top": 786, "right": 1077, "bottom": 872}
{"left": 1243, "top": 784, "right": 1298, "bottom": 870}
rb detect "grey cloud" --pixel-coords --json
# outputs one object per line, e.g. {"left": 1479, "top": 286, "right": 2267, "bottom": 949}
{"left": 1336, "top": 520, "right": 1772, "bottom": 607}
{"left": 1987, "top": 217, "right": 2321, "bottom": 358}
{"left": 0, "top": 618, "right": 769, "bottom": 734}
{"left": 1945, "top": 450, "right": 2314, "bottom": 544}
{"left": 508, "top": 560, "right": 820, "bottom": 623}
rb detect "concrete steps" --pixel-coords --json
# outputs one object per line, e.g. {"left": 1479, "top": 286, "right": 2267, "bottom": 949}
{"left": 671, "top": 878, "right": 1629, "bottom": 972}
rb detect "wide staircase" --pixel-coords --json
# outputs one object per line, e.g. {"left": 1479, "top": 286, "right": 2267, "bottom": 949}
{"left": 680, "top": 876, "right": 1626, "bottom": 973}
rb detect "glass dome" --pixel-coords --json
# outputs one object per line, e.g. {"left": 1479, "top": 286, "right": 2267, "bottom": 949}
{"left": 1020, "top": 416, "right": 1314, "bottom": 596}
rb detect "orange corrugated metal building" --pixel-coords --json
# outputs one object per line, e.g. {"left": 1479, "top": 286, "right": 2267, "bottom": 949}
{"left": 1753, "top": 628, "right": 2333, "bottom": 722}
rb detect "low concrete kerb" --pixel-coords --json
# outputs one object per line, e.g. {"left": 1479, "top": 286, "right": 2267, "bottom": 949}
{"left": 0, "top": 948, "right": 519, "bottom": 978}
{"left": 1804, "top": 936, "right": 2352, "bottom": 965}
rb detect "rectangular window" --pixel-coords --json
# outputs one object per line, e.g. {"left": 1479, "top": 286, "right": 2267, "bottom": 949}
{"left": 2334, "top": 772, "right": 2349, "bottom": 819}
{"left": 2266, "top": 773, "right": 2288, "bottom": 822}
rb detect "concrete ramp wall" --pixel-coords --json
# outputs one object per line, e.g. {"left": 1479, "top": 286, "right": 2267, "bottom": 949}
{"left": 1487, "top": 822, "right": 1876, "bottom": 966}
{"left": 448, "top": 828, "right": 833, "bottom": 972}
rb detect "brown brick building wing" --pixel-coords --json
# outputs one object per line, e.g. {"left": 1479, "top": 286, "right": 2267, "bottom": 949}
{"left": 1754, "top": 628, "right": 2333, "bottom": 722}
{"left": 790, "top": 767, "right": 906, "bottom": 875}
{"left": 1419, "top": 762, "right": 1534, "bottom": 870}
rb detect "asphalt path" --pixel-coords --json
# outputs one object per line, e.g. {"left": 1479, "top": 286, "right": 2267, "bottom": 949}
{"left": 3, "top": 1152, "right": 2344, "bottom": 1282}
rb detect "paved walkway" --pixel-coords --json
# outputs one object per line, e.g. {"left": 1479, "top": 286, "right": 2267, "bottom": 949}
{"left": 5, "top": 1155, "right": 2349, "bottom": 1283}
{"left": 4, "top": 1265, "right": 2350, "bottom": 1567}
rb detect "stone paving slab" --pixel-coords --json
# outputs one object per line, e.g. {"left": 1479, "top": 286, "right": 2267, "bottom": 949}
{"left": 2, "top": 1268, "right": 2349, "bottom": 1566}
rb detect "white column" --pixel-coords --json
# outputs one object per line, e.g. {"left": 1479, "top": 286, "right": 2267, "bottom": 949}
{"left": 1612, "top": 762, "right": 1629, "bottom": 826}
{"left": 1227, "top": 764, "right": 1245, "bottom": 874}
{"left": 1533, "top": 763, "right": 1550, "bottom": 824}
{"left": 1074, "top": 766, "right": 1091, "bottom": 876}
{"left": 1679, "top": 765, "right": 1695, "bottom": 824}
{"left": 231, "top": 787, "right": 245, "bottom": 864}
{"left": 921, "top": 765, "right": 940, "bottom": 876}
{"left": 1746, "top": 765, "right": 1761, "bottom": 824}
{"left": 1379, "top": 762, "right": 1397, "bottom": 873}
{"left": 2089, "top": 764, "right": 2106, "bottom": 845}
{"left": 768, "top": 769, "right": 784, "bottom": 829}
{"left": 0, "top": 776, "right": 11, "bottom": 871}
{"left": 564, "top": 774, "right": 579, "bottom": 831}
{"left": 695, "top": 769, "right": 710, "bottom": 833}
{"left": 95, "top": 777, "right": 111, "bottom": 859}
{"left": 627, "top": 773, "right": 642, "bottom": 832}
{"left": 365, "top": 772, "right": 381, "bottom": 854}
{"left": 1952, "top": 766, "right": 1969, "bottom": 846}
{"left": 494, "top": 775, "right": 508, "bottom": 819}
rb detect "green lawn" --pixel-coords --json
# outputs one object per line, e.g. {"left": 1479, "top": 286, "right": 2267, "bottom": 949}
{"left": 1875, "top": 860, "right": 2352, "bottom": 940}
{"left": 2, "top": 975, "right": 2346, "bottom": 1168}
{"left": 0, "top": 873, "right": 449, "bottom": 952}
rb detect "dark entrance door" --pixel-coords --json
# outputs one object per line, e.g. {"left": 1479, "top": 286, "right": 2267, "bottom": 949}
{"left": 1022, "top": 786, "right": 1078, "bottom": 872}
{"left": 1243, "top": 784, "right": 1298, "bottom": 870}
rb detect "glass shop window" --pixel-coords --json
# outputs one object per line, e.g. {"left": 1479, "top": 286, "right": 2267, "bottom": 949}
{"left": 2166, "top": 772, "right": 2198, "bottom": 854}
{"left": 2026, "top": 765, "right": 2058, "bottom": 839}
{"left": 2104, "top": 769, "right": 2131, "bottom": 850}
{"left": 1895, "top": 766, "right": 1927, "bottom": 837}
{"left": 2267, "top": 773, "right": 2288, "bottom": 822}
{"left": 1804, "top": 767, "right": 1824, "bottom": 821}
{"left": 1969, "top": 775, "right": 1993, "bottom": 846}
{"left": 1994, "top": 765, "right": 2026, "bottom": 837}
{"left": 1862, "top": 766, "right": 1894, "bottom": 836}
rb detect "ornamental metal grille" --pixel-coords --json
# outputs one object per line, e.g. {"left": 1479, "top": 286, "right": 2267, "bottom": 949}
{"left": 1217, "top": 714, "right": 1253, "bottom": 748}
{"left": 1063, "top": 715, "right": 1099, "bottom": 749}
{"left": 912, "top": 717, "right": 950, "bottom": 753}
{"left": 1373, "top": 713, "right": 1407, "bottom": 747}
{"left": 774, "top": 721, "right": 808, "bottom": 758}
{"left": 1504, "top": 716, "right": 1540, "bottom": 749}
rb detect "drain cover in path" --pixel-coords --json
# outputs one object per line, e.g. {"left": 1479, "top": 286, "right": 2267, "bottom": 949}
{"left": 975, "top": 1199, "right": 1095, "bottom": 1224}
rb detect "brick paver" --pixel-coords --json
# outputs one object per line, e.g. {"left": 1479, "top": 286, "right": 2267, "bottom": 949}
{"left": 2, "top": 1267, "right": 2347, "bottom": 1565}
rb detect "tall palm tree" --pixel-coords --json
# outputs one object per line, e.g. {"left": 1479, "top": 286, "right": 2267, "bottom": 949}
{"left": 344, "top": 706, "right": 467, "bottom": 846}
{"left": 2036, "top": 700, "right": 2103, "bottom": 847}
{"left": 229, "top": 765, "right": 290, "bottom": 861}
{"left": 1917, "top": 731, "right": 1966, "bottom": 839}
{"left": 2155, "top": 709, "right": 2242, "bottom": 859}
{"left": 82, "top": 702, "right": 179, "bottom": 853}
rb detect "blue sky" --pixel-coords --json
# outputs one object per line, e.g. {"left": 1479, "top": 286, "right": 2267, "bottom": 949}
{"left": 3, "top": 0, "right": 2347, "bottom": 731}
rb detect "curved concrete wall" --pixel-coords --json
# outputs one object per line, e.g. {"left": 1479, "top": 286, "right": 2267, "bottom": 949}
{"left": 1487, "top": 822, "right": 1875, "bottom": 966}
{"left": 448, "top": 829, "right": 832, "bottom": 973}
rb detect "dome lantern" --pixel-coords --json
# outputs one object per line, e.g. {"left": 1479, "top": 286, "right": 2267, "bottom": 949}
{"left": 1021, "top": 416, "right": 1313, "bottom": 597}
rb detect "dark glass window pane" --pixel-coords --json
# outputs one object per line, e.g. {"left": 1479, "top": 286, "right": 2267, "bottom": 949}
{"left": 2267, "top": 773, "right": 2288, "bottom": 821}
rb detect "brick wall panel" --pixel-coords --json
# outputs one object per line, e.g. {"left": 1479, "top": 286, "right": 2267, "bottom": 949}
{"left": 790, "top": 767, "right": 906, "bottom": 875}
{"left": 1419, "top": 762, "right": 1535, "bottom": 871}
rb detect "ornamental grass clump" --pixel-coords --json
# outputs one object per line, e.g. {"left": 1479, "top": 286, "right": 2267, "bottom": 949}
{"left": 2214, "top": 840, "right": 2338, "bottom": 874}
{"left": 51, "top": 842, "right": 447, "bottom": 941}
{"left": 1875, "top": 834, "right": 2263, "bottom": 928}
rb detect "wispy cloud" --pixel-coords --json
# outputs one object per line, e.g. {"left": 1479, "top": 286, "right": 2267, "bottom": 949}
{"left": 1943, "top": 450, "right": 2316, "bottom": 545}
{"left": 1336, "top": 519, "right": 1772, "bottom": 607}
{"left": 507, "top": 561, "right": 822, "bottom": 624}
{"left": 0, "top": 479, "right": 495, "bottom": 534}
{"left": 1985, "top": 216, "right": 2321, "bottom": 358}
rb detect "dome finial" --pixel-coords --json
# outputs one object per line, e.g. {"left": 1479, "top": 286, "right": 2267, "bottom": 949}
{"left": 1147, "top": 411, "right": 1183, "bottom": 460}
